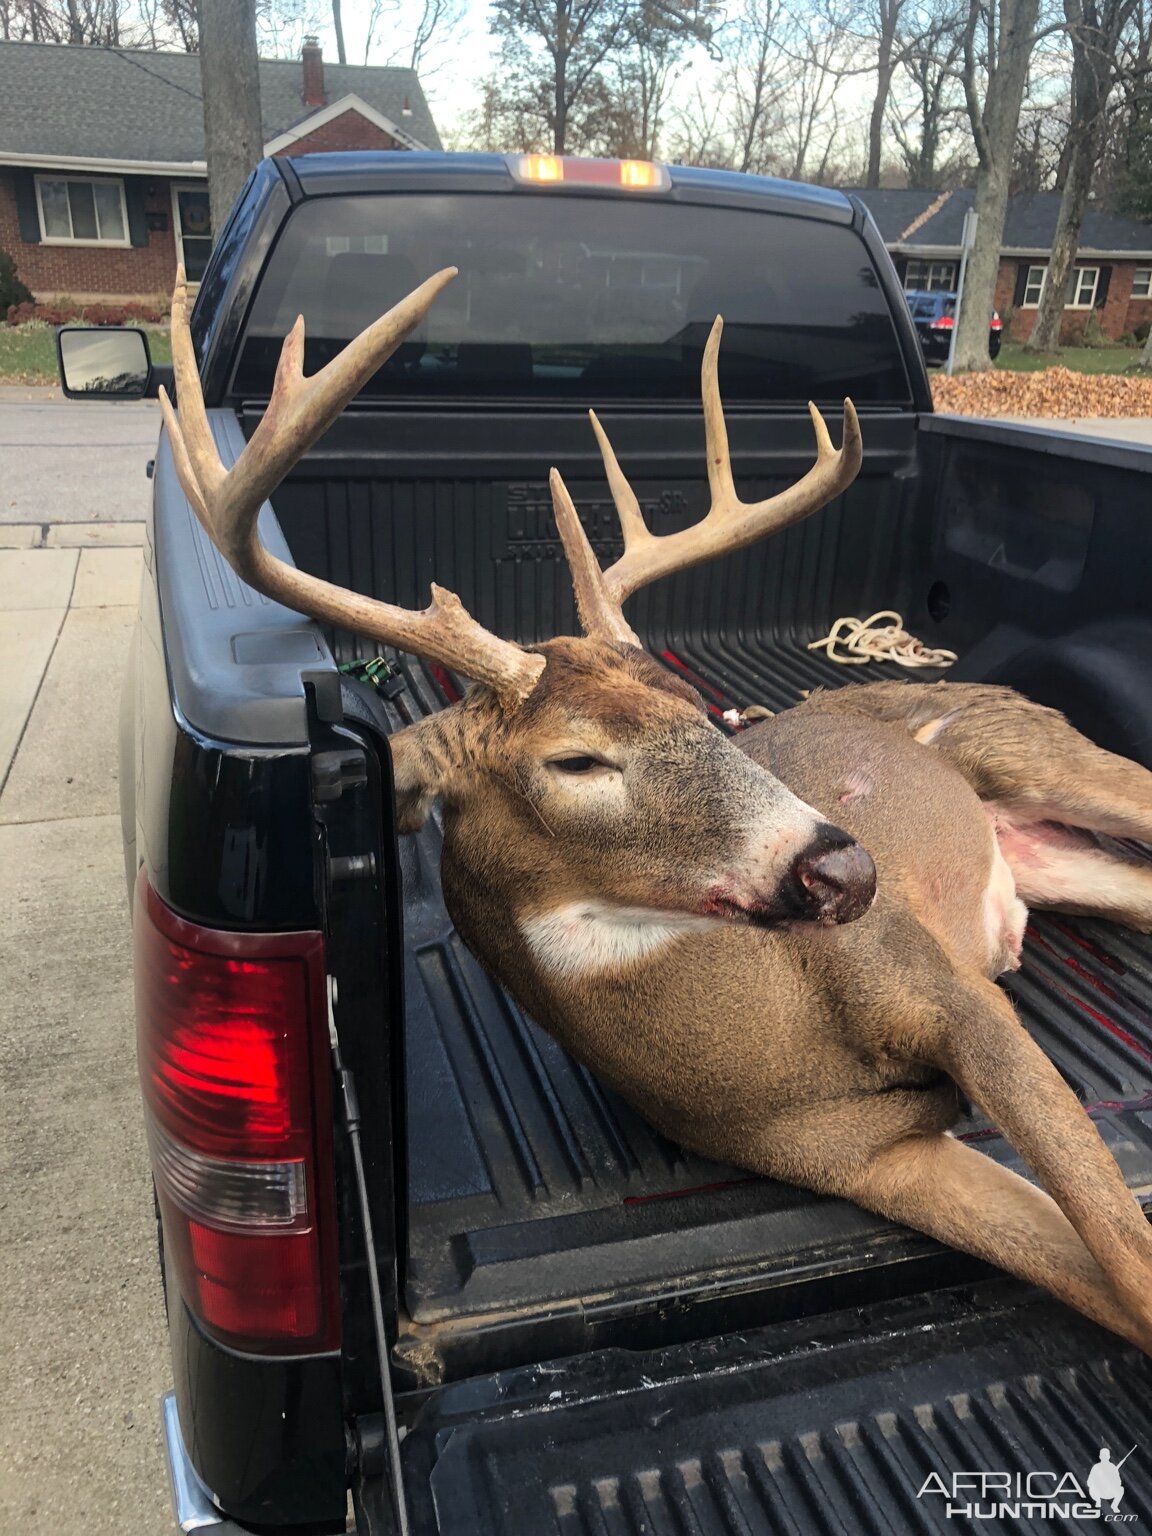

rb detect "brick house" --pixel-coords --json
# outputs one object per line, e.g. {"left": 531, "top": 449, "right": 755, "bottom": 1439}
{"left": 0, "top": 38, "right": 441, "bottom": 303}
{"left": 852, "top": 187, "right": 1152, "bottom": 343}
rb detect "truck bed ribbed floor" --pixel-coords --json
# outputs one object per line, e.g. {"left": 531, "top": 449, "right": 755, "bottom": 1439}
{"left": 401, "top": 1285, "right": 1152, "bottom": 1536}
{"left": 373, "top": 641, "right": 1152, "bottom": 1330}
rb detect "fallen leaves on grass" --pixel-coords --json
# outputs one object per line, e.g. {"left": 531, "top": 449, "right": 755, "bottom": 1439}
{"left": 932, "top": 365, "right": 1152, "bottom": 417}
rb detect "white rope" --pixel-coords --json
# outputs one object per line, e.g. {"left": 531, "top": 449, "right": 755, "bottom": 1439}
{"left": 806, "top": 611, "right": 957, "bottom": 670}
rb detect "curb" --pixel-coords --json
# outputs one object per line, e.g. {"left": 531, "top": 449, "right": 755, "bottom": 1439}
{"left": 0, "top": 522, "right": 145, "bottom": 549}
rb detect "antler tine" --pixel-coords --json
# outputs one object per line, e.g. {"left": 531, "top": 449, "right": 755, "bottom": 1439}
{"left": 548, "top": 468, "right": 639, "bottom": 645}
{"left": 159, "top": 265, "right": 545, "bottom": 705}
{"left": 573, "top": 315, "right": 862, "bottom": 620}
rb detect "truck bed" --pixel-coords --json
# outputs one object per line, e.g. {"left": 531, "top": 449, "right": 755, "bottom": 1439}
{"left": 267, "top": 407, "right": 1152, "bottom": 1384}
{"left": 368, "top": 639, "right": 1152, "bottom": 1377}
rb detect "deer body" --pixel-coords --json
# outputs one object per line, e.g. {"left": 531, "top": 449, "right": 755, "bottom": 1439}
{"left": 162, "top": 263, "right": 1152, "bottom": 1360}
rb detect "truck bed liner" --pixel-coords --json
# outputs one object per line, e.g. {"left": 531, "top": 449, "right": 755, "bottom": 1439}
{"left": 400, "top": 1282, "right": 1152, "bottom": 1535}
{"left": 368, "top": 639, "right": 1152, "bottom": 1350}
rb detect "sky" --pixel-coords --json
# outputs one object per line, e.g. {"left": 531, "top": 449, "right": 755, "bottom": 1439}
{"left": 302, "top": 0, "right": 496, "bottom": 135}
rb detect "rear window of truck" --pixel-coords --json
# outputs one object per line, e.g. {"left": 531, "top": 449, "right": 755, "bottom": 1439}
{"left": 232, "top": 192, "right": 911, "bottom": 405}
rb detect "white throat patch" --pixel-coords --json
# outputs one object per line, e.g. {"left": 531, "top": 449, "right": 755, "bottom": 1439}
{"left": 520, "top": 900, "right": 715, "bottom": 980}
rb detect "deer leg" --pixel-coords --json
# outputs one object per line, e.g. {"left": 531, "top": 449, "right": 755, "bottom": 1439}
{"left": 916, "top": 684, "right": 1152, "bottom": 843}
{"left": 909, "top": 972, "right": 1152, "bottom": 1338}
{"left": 839, "top": 1131, "right": 1152, "bottom": 1354}
{"left": 992, "top": 811, "right": 1152, "bottom": 934}
{"left": 742, "top": 1092, "right": 1152, "bottom": 1352}
{"left": 807, "top": 680, "right": 1152, "bottom": 841}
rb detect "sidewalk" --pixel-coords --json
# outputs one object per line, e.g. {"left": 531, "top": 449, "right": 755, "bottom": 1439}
{"left": 0, "top": 542, "right": 171, "bottom": 1535}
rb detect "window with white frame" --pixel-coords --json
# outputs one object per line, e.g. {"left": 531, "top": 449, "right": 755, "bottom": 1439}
{"left": 904, "top": 259, "right": 957, "bottom": 292}
{"left": 1022, "top": 265, "right": 1046, "bottom": 306}
{"left": 36, "top": 176, "right": 128, "bottom": 245}
{"left": 1068, "top": 266, "right": 1100, "bottom": 308}
{"left": 1022, "top": 263, "right": 1101, "bottom": 308}
{"left": 1133, "top": 268, "right": 1152, "bottom": 299}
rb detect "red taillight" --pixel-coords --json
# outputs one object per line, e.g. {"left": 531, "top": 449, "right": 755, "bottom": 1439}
{"left": 512, "top": 154, "right": 670, "bottom": 191}
{"left": 134, "top": 872, "right": 338, "bottom": 1354}
{"left": 991, "top": 311, "right": 1003, "bottom": 331}
{"left": 930, "top": 315, "right": 955, "bottom": 330}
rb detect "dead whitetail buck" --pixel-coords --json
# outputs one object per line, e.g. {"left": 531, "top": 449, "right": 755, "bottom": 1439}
{"left": 163, "top": 265, "right": 1152, "bottom": 1353}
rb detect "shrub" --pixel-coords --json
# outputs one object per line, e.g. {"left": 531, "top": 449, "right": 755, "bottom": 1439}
{"left": 1082, "top": 311, "right": 1107, "bottom": 347}
{"left": 4, "top": 297, "right": 169, "bottom": 327}
{"left": 0, "top": 248, "right": 33, "bottom": 312}
{"left": 1136, "top": 321, "right": 1152, "bottom": 344}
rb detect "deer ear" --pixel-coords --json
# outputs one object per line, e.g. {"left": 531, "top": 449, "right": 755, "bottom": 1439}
{"left": 388, "top": 719, "right": 448, "bottom": 833}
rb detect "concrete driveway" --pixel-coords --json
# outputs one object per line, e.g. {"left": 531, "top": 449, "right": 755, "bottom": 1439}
{"left": 0, "top": 394, "right": 171, "bottom": 1534}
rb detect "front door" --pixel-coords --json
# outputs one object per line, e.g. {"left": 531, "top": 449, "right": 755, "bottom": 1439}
{"left": 172, "top": 186, "right": 212, "bottom": 282}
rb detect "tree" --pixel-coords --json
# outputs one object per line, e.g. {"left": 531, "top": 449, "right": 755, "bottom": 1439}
{"left": 486, "top": 0, "right": 633, "bottom": 154}
{"left": 198, "top": 0, "right": 263, "bottom": 239}
{"left": 1026, "top": 0, "right": 1135, "bottom": 352}
{"left": 888, "top": 4, "right": 967, "bottom": 185}
{"left": 591, "top": 3, "right": 712, "bottom": 157}
{"left": 478, "top": 0, "right": 713, "bottom": 156}
{"left": 331, "top": 0, "right": 344, "bottom": 61}
{"left": 865, "top": 0, "right": 910, "bottom": 184}
{"left": 950, "top": 0, "right": 1043, "bottom": 371}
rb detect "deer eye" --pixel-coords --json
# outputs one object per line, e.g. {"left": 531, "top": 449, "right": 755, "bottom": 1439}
{"left": 549, "top": 755, "right": 607, "bottom": 775}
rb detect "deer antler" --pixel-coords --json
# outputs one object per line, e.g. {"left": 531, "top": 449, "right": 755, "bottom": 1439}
{"left": 549, "top": 316, "right": 863, "bottom": 645}
{"left": 159, "top": 266, "right": 546, "bottom": 705}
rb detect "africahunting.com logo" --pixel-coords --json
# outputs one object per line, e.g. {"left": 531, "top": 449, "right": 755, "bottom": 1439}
{"left": 917, "top": 1445, "right": 1139, "bottom": 1521}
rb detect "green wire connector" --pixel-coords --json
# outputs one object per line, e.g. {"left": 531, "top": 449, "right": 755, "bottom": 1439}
{"left": 338, "top": 655, "right": 401, "bottom": 693}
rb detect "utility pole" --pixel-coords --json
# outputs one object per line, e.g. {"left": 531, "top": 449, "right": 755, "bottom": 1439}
{"left": 198, "top": 0, "right": 264, "bottom": 242}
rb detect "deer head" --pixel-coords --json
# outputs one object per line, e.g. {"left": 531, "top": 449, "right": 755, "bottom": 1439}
{"left": 160, "top": 265, "right": 874, "bottom": 948}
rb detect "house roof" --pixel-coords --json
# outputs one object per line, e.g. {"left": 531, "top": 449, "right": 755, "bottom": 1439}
{"left": 0, "top": 39, "right": 441, "bottom": 169}
{"left": 849, "top": 187, "right": 1152, "bottom": 257}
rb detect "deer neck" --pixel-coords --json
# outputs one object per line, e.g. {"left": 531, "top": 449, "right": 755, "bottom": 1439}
{"left": 438, "top": 815, "right": 715, "bottom": 1025}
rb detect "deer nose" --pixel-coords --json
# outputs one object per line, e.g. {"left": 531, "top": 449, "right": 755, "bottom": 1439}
{"left": 787, "top": 825, "right": 876, "bottom": 924}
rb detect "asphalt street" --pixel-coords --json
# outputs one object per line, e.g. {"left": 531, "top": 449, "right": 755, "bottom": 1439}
{"left": 0, "top": 393, "right": 172, "bottom": 1534}
{"left": 0, "top": 387, "right": 158, "bottom": 528}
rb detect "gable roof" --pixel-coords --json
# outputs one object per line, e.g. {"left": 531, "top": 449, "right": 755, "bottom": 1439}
{"left": 850, "top": 187, "right": 1152, "bottom": 257}
{"left": 0, "top": 39, "right": 441, "bottom": 169}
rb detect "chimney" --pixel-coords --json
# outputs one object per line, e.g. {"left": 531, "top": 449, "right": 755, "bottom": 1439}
{"left": 301, "top": 36, "right": 325, "bottom": 108}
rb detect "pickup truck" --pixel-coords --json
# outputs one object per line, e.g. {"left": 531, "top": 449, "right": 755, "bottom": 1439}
{"left": 61, "top": 151, "right": 1152, "bottom": 1534}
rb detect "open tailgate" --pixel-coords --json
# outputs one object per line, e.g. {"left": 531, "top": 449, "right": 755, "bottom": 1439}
{"left": 376, "top": 1283, "right": 1152, "bottom": 1534}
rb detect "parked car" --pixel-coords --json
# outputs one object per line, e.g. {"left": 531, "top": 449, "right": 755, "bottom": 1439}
{"left": 60, "top": 154, "right": 1152, "bottom": 1534}
{"left": 906, "top": 287, "right": 1003, "bottom": 362}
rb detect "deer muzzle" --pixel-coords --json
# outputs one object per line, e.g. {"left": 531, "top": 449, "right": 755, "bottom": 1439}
{"left": 784, "top": 825, "right": 877, "bottom": 925}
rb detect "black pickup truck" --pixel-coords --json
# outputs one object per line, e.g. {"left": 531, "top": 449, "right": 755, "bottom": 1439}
{"left": 62, "top": 152, "right": 1152, "bottom": 1533}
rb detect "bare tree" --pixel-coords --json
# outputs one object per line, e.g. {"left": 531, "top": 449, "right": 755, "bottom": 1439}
{"left": 723, "top": 0, "right": 791, "bottom": 173}
{"left": 888, "top": 0, "right": 968, "bottom": 185}
{"left": 865, "top": 0, "right": 910, "bottom": 183}
{"left": 951, "top": 0, "right": 1044, "bottom": 371}
{"left": 198, "top": 0, "right": 263, "bottom": 238}
{"left": 331, "top": 0, "right": 344, "bottom": 61}
{"left": 1027, "top": 0, "right": 1137, "bottom": 351}
{"left": 664, "top": 77, "right": 731, "bottom": 163}
{"left": 473, "top": 0, "right": 713, "bottom": 155}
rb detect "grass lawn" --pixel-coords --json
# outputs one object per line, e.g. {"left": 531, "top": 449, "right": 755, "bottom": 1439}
{"left": 0, "top": 324, "right": 172, "bottom": 385}
{"left": 995, "top": 339, "right": 1144, "bottom": 374}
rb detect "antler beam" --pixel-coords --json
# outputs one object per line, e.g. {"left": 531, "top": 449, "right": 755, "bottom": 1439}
{"left": 160, "top": 266, "right": 546, "bottom": 706}
{"left": 550, "top": 316, "right": 863, "bottom": 643}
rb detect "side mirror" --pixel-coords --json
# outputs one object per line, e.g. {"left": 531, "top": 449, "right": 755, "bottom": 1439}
{"left": 57, "top": 326, "right": 152, "bottom": 400}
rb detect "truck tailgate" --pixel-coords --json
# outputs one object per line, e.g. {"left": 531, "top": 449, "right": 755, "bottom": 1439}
{"left": 390, "top": 1282, "right": 1152, "bottom": 1534}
